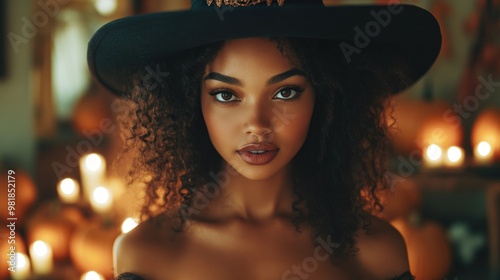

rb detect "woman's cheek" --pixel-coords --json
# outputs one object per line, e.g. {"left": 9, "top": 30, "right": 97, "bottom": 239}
{"left": 275, "top": 104, "right": 313, "bottom": 139}
{"left": 205, "top": 110, "right": 237, "bottom": 149}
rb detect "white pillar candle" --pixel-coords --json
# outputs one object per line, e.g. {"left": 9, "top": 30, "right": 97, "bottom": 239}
{"left": 57, "top": 178, "right": 80, "bottom": 203}
{"left": 10, "top": 253, "right": 31, "bottom": 280}
{"left": 29, "top": 240, "right": 53, "bottom": 275}
{"left": 79, "top": 153, "right": 106, "bottom": 202}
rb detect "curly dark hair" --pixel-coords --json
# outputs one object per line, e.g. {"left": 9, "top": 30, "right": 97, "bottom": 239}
{"left": 116, "top": 37, "right": 410, "bottom": 260}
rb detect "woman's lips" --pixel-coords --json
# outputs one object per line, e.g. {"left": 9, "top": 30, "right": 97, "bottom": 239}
{"left": 237, "top": 143, "right": 279, "bottom": 165}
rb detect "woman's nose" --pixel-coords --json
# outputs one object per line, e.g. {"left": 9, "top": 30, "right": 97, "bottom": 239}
{"left": 244, "top": 102, "right": 273, "bottom": 137}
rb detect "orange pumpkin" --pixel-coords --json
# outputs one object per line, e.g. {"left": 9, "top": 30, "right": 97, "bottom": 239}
{"left": 430, "top": 0, "right": 452, "bottom": 59}
{"left": 418, "top": 112, "right": 463, "bottom": 152}
{"left": 388, "top": 96, "right": 461, "bottom": 155}
{"left": 391, "top": 215, "right": 452, "bottom": 280}
{"left": 0, "top": 169, "right": 37, "bottom": 221}
{"left": 26, "top": 201, "right": 86, "bottom": 260}
{"left": 472, "top": 108, "right": 500, "bottom": 160}
{"left": 377, "top": 179, "right": 422, "bottom": 221}
{"left": 72, "top": 90, "right": 112, "bottom": 136}
{"left": 70, "top": 219, "right": 120, "bottom": 278}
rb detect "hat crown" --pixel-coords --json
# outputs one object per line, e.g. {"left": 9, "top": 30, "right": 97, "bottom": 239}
{"left": 191, "top": 0, "right": 324, "bottom": 9}
{"left": 88, "top": 1, "right": 441, "bottom": 96}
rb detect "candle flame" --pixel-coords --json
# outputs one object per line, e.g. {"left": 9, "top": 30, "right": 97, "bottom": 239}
{"left": 94, "top": 0, "right": 117, "bottom": 16}
{"left": 426, "top": 144, "right": 442, "bottom": 161}
{"left": 60, "top": 178, "right": 76, "bottom": 194}
{"left": 93, "top": 186, "right": 110, "bottom": 204}
{"left": 85, "top": 153, "right": 103, "bottom": 171}
{"left": 81, "top": 271, "right": 105, "bottom": 280}
{"left": 447, "top": 146, "right": 462, "bottom": 163}
{"left": 477, "top": 141, "right": 492, "bottom": 156}
{"left": 121, "top": 218, "right": 139, "bottom": 233}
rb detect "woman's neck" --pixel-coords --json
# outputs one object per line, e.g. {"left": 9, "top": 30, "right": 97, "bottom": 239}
{"left": 201, "top": 162, "right": 296, "bottom": 223}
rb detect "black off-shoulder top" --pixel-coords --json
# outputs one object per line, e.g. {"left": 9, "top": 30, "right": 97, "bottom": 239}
{"left": 116, "top": 271, "right": 415, "bottom": 280}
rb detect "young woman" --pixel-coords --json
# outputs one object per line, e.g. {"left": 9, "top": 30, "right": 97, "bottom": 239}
{"left": 87, "top": 1, "right": 441, "bottom": 279}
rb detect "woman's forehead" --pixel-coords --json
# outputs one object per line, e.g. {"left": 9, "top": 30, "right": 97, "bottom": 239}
{"left": 204, "top": 38, "right": 296, "bottom": 74}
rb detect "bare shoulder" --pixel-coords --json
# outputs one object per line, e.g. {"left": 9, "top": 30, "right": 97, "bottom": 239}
{"left": 354, "top": 214, "right": 410, "bottom": 279}
{"left": 113, "top": 215, "right": 182, "bottom": 278}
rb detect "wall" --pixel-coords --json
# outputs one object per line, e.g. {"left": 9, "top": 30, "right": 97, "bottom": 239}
{"left": 0, "top": 1, "right": 34, "bottom": 174}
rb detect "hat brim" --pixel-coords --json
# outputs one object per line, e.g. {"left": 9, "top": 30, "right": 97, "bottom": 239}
{"left": 87, "top": 4, "right": 441, "bottom": 96}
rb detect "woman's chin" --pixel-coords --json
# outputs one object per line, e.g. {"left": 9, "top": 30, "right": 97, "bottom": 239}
{"left": 230, "top": 165, "right": 285, "bottom": 182}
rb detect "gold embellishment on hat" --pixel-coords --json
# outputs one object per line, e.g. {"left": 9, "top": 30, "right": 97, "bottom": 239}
{"left": 207, "top": 0, "right": 285, "bottom": 7}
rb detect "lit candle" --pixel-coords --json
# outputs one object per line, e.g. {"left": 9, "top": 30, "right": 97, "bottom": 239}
{"left": 121, "top": 217, "right": 139, "bottom": 233}
{"left": 81, "top": 271, "right": 105, "bottom": 280}
{"left": 475, "top": 141, "right": 494, "bottom": 164}
{"left": 29, "top": 240, "right": 53, "bottom": 275}
{"left": 79, "top": 153, "right": 106, "bottom": 202}
{"left": 444, "top": 146, "right": 464, "bottom": 167}
{"left": 57, "top": 178, "right": 80, "bottom": 203}
{"left": 89, "top": 186, "right": 113, "bottom": 214}
{"left": 10, "top": 253, "right": 31, "bottom": 280}
{"left": 424, "top": 144, "right": 443, "bottom": 167}
{"left": 94, "top": 0, "right": 118, "bottom": 16}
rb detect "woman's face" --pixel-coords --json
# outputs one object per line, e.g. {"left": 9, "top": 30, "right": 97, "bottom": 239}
{"left": 201, "top": 38, "right": 315, "bottom": 180}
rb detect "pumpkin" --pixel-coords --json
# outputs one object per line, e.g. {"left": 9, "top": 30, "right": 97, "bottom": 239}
{"left": 26, "top": 201, "right": 86, "bottom": 260}
{"left": 472, "top": 108, "right": 500, "bottom": 160}
{"left": 70, "top": 218, "right": 120, "bottom": 278}
{"left": 72, "top": 90, "right": 112, "bottom": 136}
{"left": 377, "top": 179, "right": 422, "bottom": 221}
{"left": 417, "top": 110, "right": 463, "bottom": 154}
{"left": 430, "top": 0, "right": 452, "bottom": 59}
{"left": 391, "top": 214, "right": 452, "bottom": 280}
{"left": 0, "top": 168, "right": 37, "bottom": 221}
{"left": 388, "top": 96, "right": 462, "bottom": 155}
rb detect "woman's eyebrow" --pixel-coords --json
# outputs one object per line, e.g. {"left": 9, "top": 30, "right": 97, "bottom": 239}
{"left": 204, "top": 72, "right": 241, "bottom": 85}
{"left": 203, "top": 68, "right": 306, "bottom": 86}
{"left": 267, "top": 68, "right": 306, "bottom": 85}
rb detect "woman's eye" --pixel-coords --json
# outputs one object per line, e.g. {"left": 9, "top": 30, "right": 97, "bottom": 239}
{"left": 211, "top": 91, "right": 238, "bottom": 102}
{"left": 274, "top": 87, "right": 303, "bottom": 100}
